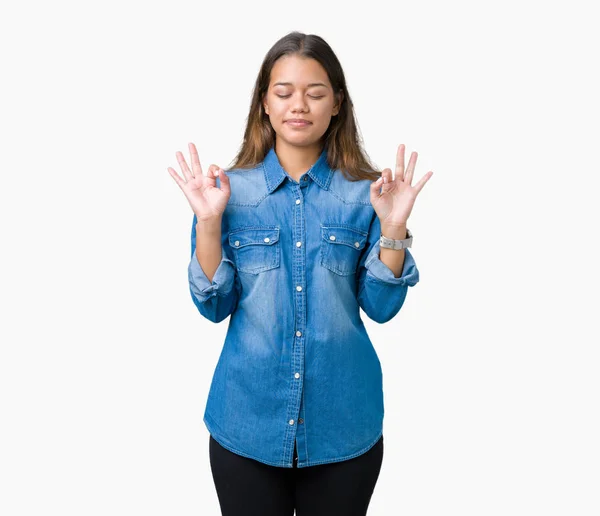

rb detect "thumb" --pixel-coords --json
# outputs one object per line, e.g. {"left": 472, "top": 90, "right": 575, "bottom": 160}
{"left": 370, "top": 176, "right": 383, "bottom": 200}
{"left": 216, "top": 169, "right": 231, "bottom": 197}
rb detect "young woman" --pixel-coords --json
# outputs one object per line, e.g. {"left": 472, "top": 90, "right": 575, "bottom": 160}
{"left": 168, "top": 31, "right": 433, "bottom": 516}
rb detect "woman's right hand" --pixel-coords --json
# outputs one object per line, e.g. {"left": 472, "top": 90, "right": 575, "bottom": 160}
{"left": 167, "top": 142, "right": 231, "bottom": 222}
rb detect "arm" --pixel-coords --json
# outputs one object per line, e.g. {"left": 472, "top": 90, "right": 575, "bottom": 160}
{"left": 188, "top": 213, "right": 240, "bottom": 323}
{"left": 356, "top": 213, "right": 419, "bottom": 324}
{"left": 379, "top": 222, "right": 408, "bottom": 278}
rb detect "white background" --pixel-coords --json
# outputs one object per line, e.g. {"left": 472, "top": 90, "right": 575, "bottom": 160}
{"left": 1, "top": 0, "right": 599, "bottom": 514}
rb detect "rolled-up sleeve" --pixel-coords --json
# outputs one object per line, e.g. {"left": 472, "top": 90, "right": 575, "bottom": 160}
{"left": 188, "top": 214, "right": 240, "bottom": 323}
{"left": 357, "top": 213, "right": 419, "bottom": 323}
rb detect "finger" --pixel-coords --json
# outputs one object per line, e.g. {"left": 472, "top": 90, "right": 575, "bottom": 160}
{"left": 405, "top": 151, "right": 418, "bottom": 186}
{"left": 382, "top": 168, "right": 393, "bottom": 191}
{"left": 413, "top": 171, "right": 433, "bottom": 195}
{"left": 217, "top": 168, "right": 231, "bottom": 197}
{"left": 395, "top": 144, "right": 405, "bottom": 181}
{"left": 176, "top": 150, "right": 194, "bottom": 182}
{"left": 188, "top": 142, "right": 204, "bottom": 178}
{"left": 167, "top": 166, "right": 187, "bottom": 191}
{"left": 207, "top": 164, "right": 219, "bottom": 181}
{"left": 370, "top": 174, "right": 384, "bottom": 199}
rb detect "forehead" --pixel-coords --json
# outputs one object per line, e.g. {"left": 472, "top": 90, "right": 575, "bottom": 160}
{"left": 269, "top": 56, "right": 330, "bottom": 88}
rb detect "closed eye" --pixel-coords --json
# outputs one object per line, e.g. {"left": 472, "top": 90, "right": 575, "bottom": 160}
{"left": 276, "top": 95, "right": 324, "bottom": 99}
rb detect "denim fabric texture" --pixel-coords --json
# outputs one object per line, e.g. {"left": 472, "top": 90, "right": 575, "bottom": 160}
{"left": 188, "top": 145, "right": 419, "bottom": 468}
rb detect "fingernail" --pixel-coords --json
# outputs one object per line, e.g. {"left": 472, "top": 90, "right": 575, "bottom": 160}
{"left": 383, "top": 177, "right": 388, "bottom": 183}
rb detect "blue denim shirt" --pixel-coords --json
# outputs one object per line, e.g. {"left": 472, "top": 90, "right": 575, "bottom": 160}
{"left": 188, "top": 145, "right": 419, "bottom": 468}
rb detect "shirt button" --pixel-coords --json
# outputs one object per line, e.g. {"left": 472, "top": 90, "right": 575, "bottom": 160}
{"left": 354, "top": 241, "right": 360, "bottom": 247}
{"left": 234, "top": 241, "right": 240, "bottom": 247}
{"left": 303, "top": 177, "right": 308, "bottom": 181}
{"left": 295, "top": 372, "right": 300, "bottom": 379}
{"left": 296, "top": 241, "right": 302, "bottom": 247}
{"left": 296, "top": 286, "right": 302, "bottom": 291}
{"left": 295, "top": 199, "right": 301, "bottom": 205}
{"left": 298, "top": 418, "right": 304, "bottom": 424}
{"left": 329, "top": 235, "right": 336, "bottom": 241}
{"left": 264, "top": 237, "right": 270, "bottom": 243}
{"left": 289, "top": 419, "right": 295, "bottom": 425}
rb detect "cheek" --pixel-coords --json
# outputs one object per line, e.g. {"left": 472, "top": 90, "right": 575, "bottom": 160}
{"left": 314, "top": 106, "right": 334, "bottom": 123}
{"left": 269, "top": 103, "right": 287, "bottom": 118}
{"left": 315, "top": 99, "right": 335, "bottom": 113}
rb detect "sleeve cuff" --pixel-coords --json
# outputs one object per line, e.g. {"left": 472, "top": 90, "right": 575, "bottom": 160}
{"left": 188, "top": 247, "right": 236, "bottom": 302}
{"left": 364, "top": 242, "right": 419, "bottom": 287}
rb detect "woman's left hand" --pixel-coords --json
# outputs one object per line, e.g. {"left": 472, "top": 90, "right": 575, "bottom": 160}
{"left": 370, "top": 144, "right": 433, "bottom": 227}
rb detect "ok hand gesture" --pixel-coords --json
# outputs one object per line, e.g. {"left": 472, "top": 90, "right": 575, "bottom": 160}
{"left": 370, "top": 144, "right": 433, "bottom": 227}
{"left": 168, "top": 142, "right": 231, "bottom": 222}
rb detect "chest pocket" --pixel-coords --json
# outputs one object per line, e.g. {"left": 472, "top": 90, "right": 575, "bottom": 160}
{"left": 229, "top": 226, "right": 280, "bottom": 274}
{"left": 320, "top": 224, "right": 368, "bottom": 276}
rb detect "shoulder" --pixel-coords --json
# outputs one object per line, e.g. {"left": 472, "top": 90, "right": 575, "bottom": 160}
{"left": 217, "top": 165, "right": 267, "bottom": 206}
{"left": 327, "top": 170, "right": 373, "bottom": 206}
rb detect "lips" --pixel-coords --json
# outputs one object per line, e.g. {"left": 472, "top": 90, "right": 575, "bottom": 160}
{"left": 286, "top": 119, "right": 311, "bottom": 126}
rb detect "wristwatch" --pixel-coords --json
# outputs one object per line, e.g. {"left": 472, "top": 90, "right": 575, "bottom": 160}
{"left": 379, "top": 228, "right": 413, "bottom": 250}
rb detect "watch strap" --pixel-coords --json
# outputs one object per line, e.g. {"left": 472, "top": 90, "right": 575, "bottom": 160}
{"left": 379, "top": 228, "right": 413, "bottom": 250}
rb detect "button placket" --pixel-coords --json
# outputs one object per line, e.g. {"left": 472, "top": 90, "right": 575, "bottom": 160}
{"left": 287, "top": 187, "right": 305, "bottom": 463}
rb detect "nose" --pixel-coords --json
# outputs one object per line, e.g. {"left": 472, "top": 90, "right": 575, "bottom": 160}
{"left": 291, "top": 93, "right": 308, "bottom": 113}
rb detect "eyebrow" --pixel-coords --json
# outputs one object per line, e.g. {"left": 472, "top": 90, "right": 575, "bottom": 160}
{"left": 273, "top": 82, "right": 329, "bottom": 88}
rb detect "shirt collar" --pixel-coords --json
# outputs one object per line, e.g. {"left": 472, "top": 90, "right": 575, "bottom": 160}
{"left": 263, "top": 145, "right": 333, "bottom": 194}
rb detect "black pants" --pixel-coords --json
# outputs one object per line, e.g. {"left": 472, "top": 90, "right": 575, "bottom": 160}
{"left": 209, "top": 434, "right": 384, "bottom": 516}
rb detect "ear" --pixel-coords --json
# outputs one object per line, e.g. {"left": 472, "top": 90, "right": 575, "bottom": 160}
{"left": 333, "top": 90, "right": 344, "bottom": 116}
{"left": 263, "top": 98, "right": 269, "bottom": 115}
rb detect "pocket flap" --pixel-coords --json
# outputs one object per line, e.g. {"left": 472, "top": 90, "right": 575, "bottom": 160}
{"left": 321, "top": 225, "right": 368, "bottom": 250}
{"left": 229, "top": 227, "right": 280, "bottom": 249}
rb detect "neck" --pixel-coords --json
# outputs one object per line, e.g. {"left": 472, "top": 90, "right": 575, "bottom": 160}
{"left": 274, "top": 140, "right": 323, "bottom": 176}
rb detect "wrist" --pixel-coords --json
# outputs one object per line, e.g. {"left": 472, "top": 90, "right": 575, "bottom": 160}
{"left": 196, "top": 217, "right": 222, "bottom": 234}
{"left": 380, "top": 222, "right": 407, "bottom": 240}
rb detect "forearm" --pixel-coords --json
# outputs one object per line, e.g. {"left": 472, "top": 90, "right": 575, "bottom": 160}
{"left": 379, "top": 222, "right": 407, "bottom": 278}
{"left": 195, "top": 218, "right": 223, "bottom": 283}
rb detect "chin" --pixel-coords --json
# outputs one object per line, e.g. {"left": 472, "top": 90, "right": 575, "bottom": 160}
{"left": 280, "top": 134, "right": 320, "bottom": 147}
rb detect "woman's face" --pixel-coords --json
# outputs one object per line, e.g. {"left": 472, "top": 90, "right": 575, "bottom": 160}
{"left": 263, "top": 55, "right": 342, "bottom": 148}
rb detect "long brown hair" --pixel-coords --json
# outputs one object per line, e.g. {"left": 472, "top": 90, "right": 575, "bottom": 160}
{"left": 224, "top": 31, "right": 382, "bottom": 182}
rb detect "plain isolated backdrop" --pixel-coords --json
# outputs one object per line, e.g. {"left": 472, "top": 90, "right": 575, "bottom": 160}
{"left": 1, "top": 0, "right": 599, "bottom": 515}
